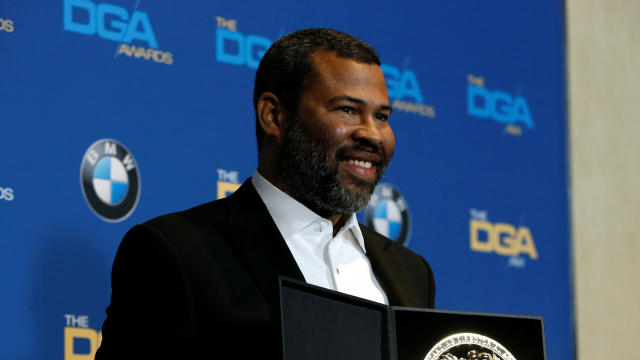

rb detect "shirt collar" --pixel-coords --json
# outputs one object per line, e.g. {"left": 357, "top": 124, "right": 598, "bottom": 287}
{"left": 251, "top": 170, "right": 366, "bottom": 253}
{"left": 341, "top": 212, "right": 366, "bottom": 252}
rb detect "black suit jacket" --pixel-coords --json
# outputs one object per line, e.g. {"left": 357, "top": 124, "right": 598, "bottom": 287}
{"left": 95, "top": 181, "right": 435, "bottom": 359}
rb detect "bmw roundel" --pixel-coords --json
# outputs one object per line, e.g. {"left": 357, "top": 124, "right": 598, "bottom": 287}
{"left": 80, "top": 139, "right": 140, "bottom": 222}
{"left": 364, "top": 183, "right": 411, "bottom": 246}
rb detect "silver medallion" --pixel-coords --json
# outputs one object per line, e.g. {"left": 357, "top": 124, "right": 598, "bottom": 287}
{"left": 424, "top": 333, "right": 516, "bottom": 360}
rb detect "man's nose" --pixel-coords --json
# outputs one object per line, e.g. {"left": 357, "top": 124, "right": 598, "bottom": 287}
{"left": 353, "top": 115, "right": 384, "bottom": 146}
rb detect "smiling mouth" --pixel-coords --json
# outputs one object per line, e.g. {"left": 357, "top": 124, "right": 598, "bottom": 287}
{"left": 342, "top": 157, "right": 377, "bottom": 182}
{"left": 347, "top": 159, "right": 373, "bottom": 168}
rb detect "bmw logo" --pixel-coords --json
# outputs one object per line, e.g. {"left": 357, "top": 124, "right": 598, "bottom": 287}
{"left": 80, "top": 139, "right": 140, "bottom": 222}
{"left": 364, "top": 183, "right": 411, "bottom": 246}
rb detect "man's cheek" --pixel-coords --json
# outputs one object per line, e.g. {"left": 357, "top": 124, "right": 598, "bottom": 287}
{"left": 384, "top": 129, "right": 396, "bottom": 158}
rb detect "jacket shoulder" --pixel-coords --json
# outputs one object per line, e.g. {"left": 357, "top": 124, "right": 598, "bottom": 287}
{"left": 144, "top": 198, "right": 227, "bottom": 234}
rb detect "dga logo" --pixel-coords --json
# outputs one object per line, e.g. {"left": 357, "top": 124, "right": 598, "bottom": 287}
{"left": 215, "top": 16, "right": 272, "bottom": 69}
{"left": 216, "top": 168, "right": 240, "bottom": 199}
{"left": 0, "top": 186, "right": 14, "bottom": 201}
{"left": 467, "top": 74, "right": 533, "bottom": 135}
{"left": 81, "top": 139, "right": 140, "bottom": 222}
{"left": 469, "top": 208, "right": 538, "bottom": 267}
{"left": 64, "top": 314, "right": 102, "bottom": 360}
{"left": 0, "top": 17, "right": 14, "bottom": 33}
{"left": 214, "top": 17, "right": 436, "bottom": 118}
{"left": 364, "top": 183, "right": 411, "bottom": 246}
{"left": 63, "top": 0, "right": 173, "bottom": 65}
{"left": 381, "top": 63, "right": 435, "bottom": 118}
{"left": 424, "top": 333, "right": 516, "bottom": 360}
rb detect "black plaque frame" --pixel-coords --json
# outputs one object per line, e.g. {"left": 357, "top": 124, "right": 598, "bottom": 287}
{"left": 280, "top": 277, "right": 546, "bottom": 360}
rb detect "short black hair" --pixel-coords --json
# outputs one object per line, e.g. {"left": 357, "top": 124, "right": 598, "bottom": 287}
{"left": 253, "top": 28, "right": 381, "bottom": 153}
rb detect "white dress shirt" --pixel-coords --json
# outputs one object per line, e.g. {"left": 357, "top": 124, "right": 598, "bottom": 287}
{"left": 251, "top": 171, "right": 388, "bottom": 305}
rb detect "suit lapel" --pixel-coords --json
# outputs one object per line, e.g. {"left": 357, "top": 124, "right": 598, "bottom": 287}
{"left": 363, "top": 225, "right": 416, "bottom": 307}
{"left": 220, "top": 180, "right": 305, "bottom": 306}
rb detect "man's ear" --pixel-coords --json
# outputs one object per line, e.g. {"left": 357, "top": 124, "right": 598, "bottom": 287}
{"left": 256, "top": 91, "right": 287, "bottom": 144}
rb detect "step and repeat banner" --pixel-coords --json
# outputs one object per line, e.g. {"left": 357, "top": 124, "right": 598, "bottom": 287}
{"left": 1, "top": 1, "right": 571, "bottom": 359}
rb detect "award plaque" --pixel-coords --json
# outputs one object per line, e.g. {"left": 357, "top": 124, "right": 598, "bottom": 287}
{"left": 279, "top": 278, "right": 547, "bottom": 360}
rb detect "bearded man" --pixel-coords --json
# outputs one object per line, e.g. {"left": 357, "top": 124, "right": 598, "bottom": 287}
{"left": 96, "top": 28, "right": 435, "bottom": 360}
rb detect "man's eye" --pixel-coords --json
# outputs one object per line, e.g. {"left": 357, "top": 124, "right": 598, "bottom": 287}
{"left": 375, "top": 113, "right": 389, "bottom": 121}
{"left": 340, "top": 106, "right": 355, "bottom": 114}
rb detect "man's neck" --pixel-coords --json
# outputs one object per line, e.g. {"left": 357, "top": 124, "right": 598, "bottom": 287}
{"left": 329, "top": 214, "right": 350, "bottom": 237}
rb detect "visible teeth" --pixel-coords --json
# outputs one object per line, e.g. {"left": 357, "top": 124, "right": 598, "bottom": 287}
{"left": 347, "top": 159, "right": 372, "bottom": 168}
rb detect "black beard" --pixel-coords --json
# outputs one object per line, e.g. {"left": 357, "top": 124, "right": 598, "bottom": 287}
{"left": 277, "top": 117, "right": 389, "bottom": 216}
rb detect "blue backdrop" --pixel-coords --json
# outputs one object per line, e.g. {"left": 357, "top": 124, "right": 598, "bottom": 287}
{"left": 0, "top": 1, "right": 572, "bottom": 359}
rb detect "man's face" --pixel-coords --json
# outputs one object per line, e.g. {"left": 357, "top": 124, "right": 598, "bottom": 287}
{"left": 277, "top": 50, "right": 395, "bottom": 215}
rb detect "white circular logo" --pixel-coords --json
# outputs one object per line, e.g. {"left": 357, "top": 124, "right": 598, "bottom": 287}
{"left": 92, "top": 156, "right": 130, "bottom": 205}
{"left": 364, "top": 183, "right": 411, "bottom": 246}
{"left": 80, "top": 139, "right": 140, "bottom": 222}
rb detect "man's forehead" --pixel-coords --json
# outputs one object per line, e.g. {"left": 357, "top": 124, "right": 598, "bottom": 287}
{"left": 311, "top": 49, "right": 372, "bottom": 71}
{"left": 307, "top": 51, "right": 389, "bottom": 106}
{"left": 312, "top": 50, "right": 386, "bottom": 85}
